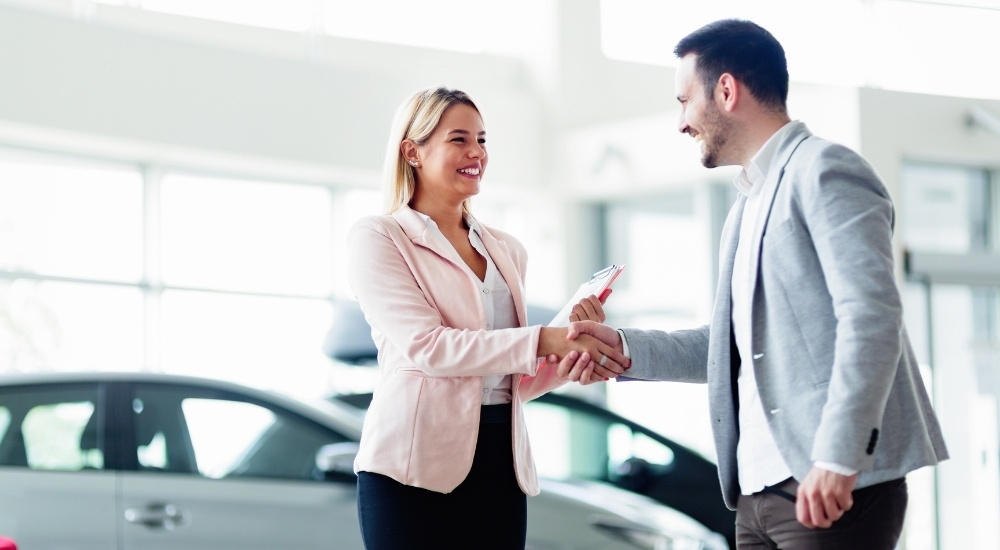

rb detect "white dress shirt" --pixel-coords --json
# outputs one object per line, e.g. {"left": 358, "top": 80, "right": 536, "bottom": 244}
{"left": 731, "top": 122, "right": 797, "bottom": 494}
{"left": 415, "top": 212, "right": 518, "bottom": 405}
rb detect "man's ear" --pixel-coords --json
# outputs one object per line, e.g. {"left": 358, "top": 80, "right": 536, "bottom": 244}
{"left": 716, "top": 73, "right": 739, "bottom": 112}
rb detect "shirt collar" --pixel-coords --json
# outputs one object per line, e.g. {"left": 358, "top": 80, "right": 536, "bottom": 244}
{"left": 412, "top": 209, "right": 482, "bottom": 239}
{"left": 733, "top": 120, "right": 798, "bottom": 197}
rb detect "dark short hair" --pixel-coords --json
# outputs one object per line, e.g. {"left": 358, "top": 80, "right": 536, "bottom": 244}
{"left": 674, "top": 19, "right": 788, "bottom": 111}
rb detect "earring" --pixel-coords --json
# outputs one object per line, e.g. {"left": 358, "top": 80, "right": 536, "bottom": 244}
{"left": 408, "top": 160, "right": 419, "bottom": 167}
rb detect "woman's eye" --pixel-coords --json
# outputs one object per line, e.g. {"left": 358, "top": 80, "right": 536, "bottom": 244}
{"left": 452, "top": 137, "right": 466, "bottom": 143}
{"left": 478, "top": 139, "right": 486, "bottom": 145}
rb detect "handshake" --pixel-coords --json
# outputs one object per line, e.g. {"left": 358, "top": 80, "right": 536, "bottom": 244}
{"left": 537, "top": 293, "right": 630, "bottom": 385}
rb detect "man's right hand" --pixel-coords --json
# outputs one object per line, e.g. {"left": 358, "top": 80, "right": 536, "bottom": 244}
{"left": 567, "top": 321, "right": 624, "bottom": 354}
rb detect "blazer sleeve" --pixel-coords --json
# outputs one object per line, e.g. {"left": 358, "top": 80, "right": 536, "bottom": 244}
{"left": 619, "top": 325, "right": 711, "bottom": 383}
{"left": 347, "top": 216, "right": 543, "bottom": 378}
{"left": 797, "top": 143, "right": 903, "bottom": 468}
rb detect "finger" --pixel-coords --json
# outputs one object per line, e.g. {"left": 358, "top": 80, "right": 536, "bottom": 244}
{"left": 795, "top": 488, "right": 814, "bottom": 528}
{"left": 835, "top": 485, "right": 854, "bottom": 514}
{"left": 822, "top": 493, "right": 843, "bottom": 526}
{"left": 578, "top": 364, "right": 600, "bottom": 385}
{"left": 576, "top": 296, "right": 601, "bottom": 322}
{"left": 585, "top": 369, "right": 604, "bottom": 384}
{"left": 809, "top": 492, "right": 830, "bottom": 529}
{"left": 556, "top": 351, "right": 579, "bottom": 378}
{"left": 569, "top": 311, "right": 580, "bottom": 322}
{"left": 563, "top": 351, "right": 591, "bottom": 382}
{"left": 592, "top": 345, "right": 626, "bottom": 375}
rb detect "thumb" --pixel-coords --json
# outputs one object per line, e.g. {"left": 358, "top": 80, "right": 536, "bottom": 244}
{"left": 566, "top": 321, "right": 585, "bottom": 340}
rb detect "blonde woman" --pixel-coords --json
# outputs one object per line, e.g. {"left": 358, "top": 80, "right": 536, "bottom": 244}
{"left": 347, "top": 87, "right": 628, "bottom": 549}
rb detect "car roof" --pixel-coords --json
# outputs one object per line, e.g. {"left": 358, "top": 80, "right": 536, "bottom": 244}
{"left": 0, "top": 371, "right": 364, "bottom": 440}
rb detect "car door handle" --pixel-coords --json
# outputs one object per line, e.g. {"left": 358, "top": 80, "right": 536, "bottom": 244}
{"left": 124, "top": 503, "right": 190, "bottom": 530}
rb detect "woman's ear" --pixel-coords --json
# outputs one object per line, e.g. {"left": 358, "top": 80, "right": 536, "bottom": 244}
{"left": 401, "top": 140, "right": 420, "bottom": 168}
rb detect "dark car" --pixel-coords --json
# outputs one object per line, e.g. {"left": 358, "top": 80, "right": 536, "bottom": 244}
{"left": 325, "top": 300, "right": 737, "bottom": 549}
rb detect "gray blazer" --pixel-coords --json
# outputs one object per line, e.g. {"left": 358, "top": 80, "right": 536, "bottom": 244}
{"left": 623, "top": 122, "right": 948, "bottom": 510}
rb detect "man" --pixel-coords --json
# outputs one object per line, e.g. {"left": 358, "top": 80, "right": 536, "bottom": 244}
{"left": 562, "top": 19, "right": 948, "bottom": 549}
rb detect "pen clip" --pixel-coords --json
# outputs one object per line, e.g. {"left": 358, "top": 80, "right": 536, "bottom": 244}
{"left": 589, "top": 264, "right": 617, "bottom": 284}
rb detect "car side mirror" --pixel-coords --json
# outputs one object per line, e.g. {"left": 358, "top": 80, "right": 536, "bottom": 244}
{"left": 315, "top": 442, "right": 360, "bottom": 483}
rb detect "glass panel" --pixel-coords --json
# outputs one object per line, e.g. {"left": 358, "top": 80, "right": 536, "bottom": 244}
{"left": 182, "top": 398, "right": 275, "bottom": 478}
{"left": 521, "top": 402, "right": 572, "bottom": 479}
{"left": 905, "top": 283, "right": 1000, "bottom": 549}
{"left": 0, "top": 407, "right": 10, "bottom": 445}
{"left": 22, "top": 401, "right": 100, "bottom": 470}
{"left": 523, "top": 400, "right": 674, "bottom": 481}
{"left": 160, "top": 290, "right": 333, "bottom": 397}
{"left": 160, "top": 174, "right": 334, "bottom": 296}
{"left": 0, "top": 280, "right": 144, "bottom": 373}
{"left": 330, "top": 188, "right": 381, "bottom": 299}
{"left": 901, "top": 163, "right": 988, "bottom": 253}
{"left": 139, "top": 0, "right": 315, "bottom": 32}
{"left": 184, "top": 398, "right": 348, "bottom": 481}
{"left": 0, "top": 385, "right": 102, "bottom": 469}
{"left": 0, "top": 158, "right": 143, "bottom": 281}
{"left": 132, "top": 385, "right": 349, "bottom": 481}
{"left": 602, "top": 193, "right": 718, "bottom": 462}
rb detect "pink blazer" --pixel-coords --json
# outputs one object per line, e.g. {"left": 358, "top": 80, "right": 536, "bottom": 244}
{"left": 346, "top": 206, "right": 566, "bottom": 496}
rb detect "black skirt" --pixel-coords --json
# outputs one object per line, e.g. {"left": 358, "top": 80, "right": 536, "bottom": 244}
{"left": 356, "top": 403, "right": 527, "bottom": 550}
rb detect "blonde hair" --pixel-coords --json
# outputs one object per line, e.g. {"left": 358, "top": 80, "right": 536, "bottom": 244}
{"left": 382, "top": 87, "right": 480, "bottom": 214}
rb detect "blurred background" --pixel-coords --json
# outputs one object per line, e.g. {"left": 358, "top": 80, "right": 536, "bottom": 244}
{"left": 1, "top": 0, "right": 999, "bottom": 548}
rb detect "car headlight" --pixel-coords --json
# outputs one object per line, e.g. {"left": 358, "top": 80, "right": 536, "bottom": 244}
{"left": 588, "top": 515, "right": 713, "bottom": 550}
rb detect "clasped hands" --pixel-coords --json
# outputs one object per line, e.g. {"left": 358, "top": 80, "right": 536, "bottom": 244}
{"left": 538, "top": 293, "right": 629, "bottom": 384}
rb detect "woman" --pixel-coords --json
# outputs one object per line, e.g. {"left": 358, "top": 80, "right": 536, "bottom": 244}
{"left": 347, "top": 87, "right": 628, "bottom": 549}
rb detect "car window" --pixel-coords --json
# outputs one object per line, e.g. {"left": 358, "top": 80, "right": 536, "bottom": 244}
{"left": 0, "top": 384, "right": 103, "bottom": 471}
{"left": 523, "top": 400, "right": 673, "bottom": 481}
{"left": 131, "top": 384, "right": 350, "bottom": 482}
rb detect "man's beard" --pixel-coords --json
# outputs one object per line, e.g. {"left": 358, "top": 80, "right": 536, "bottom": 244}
{"left": 699, "top": 103, "right": 734, "bottom": 169}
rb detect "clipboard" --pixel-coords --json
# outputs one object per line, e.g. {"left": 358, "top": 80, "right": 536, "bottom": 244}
{"left": 547, "top": 264, "right": 625, "bottom": 327}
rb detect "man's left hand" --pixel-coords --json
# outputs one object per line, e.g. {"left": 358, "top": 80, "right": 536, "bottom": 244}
{"left": 795, "top": 467, "right": 858, "bottom": 528}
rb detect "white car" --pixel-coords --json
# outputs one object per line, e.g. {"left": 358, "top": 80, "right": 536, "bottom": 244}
{"left": 0, "top": 372, "right": 726, "bottom": 550}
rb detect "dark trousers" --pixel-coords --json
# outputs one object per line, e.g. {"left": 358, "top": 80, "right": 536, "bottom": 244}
{"left": 736, "top": 477, "right": 908, "bottom": 549}
{"left": 357, "top": 404, "right": 526, "bottom": 550}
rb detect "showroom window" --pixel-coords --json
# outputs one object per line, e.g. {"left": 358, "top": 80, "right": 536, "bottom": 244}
{"left": 901, "top": 162, "right": 1000, "bottom": 550}
{"left": 0, "top": 149, "right": 378, "bottom": 398}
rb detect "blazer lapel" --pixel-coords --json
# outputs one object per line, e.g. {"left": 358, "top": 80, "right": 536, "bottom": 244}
{"left": 746, "top": 124, "right": 811, "bottom": 285}
{"left": 392, "top": 206, "right": 467, "bottom": 269}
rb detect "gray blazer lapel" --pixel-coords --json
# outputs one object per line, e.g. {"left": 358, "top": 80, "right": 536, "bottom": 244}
{"left": 746, "top": 126, "right": 811, "bottom": 285}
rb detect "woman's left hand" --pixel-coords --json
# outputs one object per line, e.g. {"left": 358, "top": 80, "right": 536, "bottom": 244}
{"left": 568, "top": 291, "right": 609, "bottom": 323}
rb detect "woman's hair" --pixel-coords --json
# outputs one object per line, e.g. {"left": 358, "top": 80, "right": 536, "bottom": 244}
{"left": 382, "top": 87, "right": 480, "bottom": 214}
